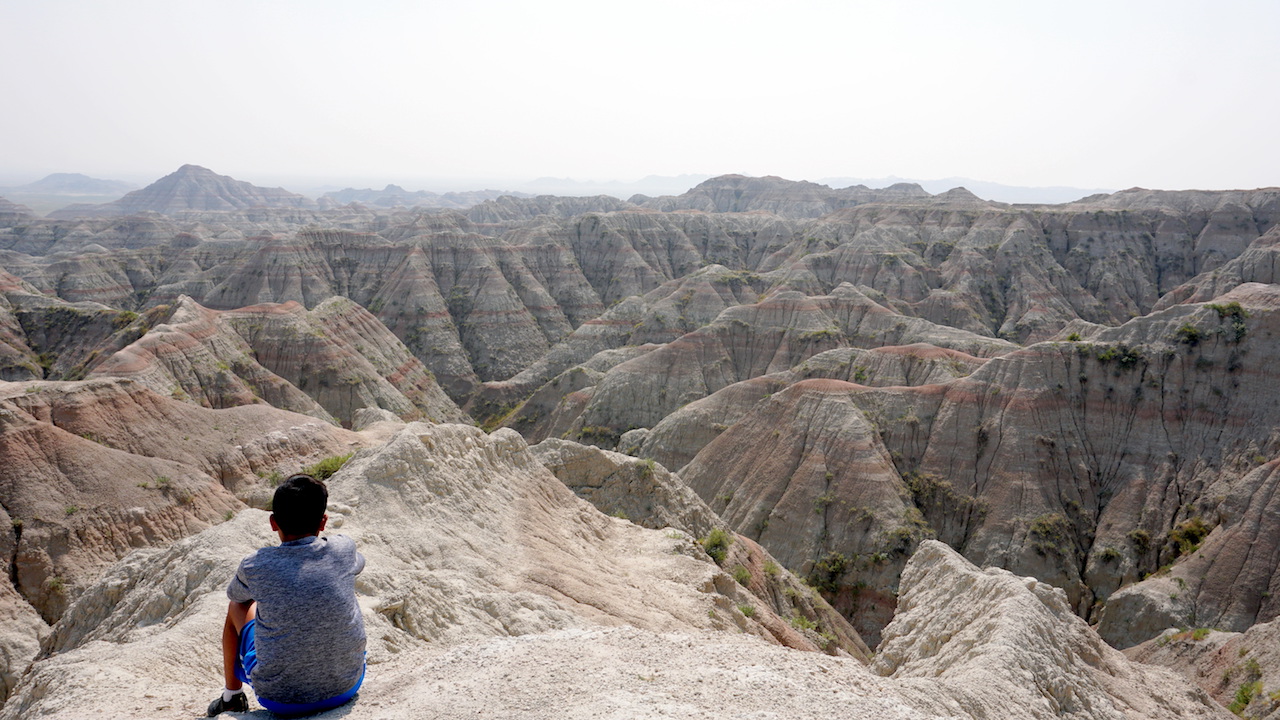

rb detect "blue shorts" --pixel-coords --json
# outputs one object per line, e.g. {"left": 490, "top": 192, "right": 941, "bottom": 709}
{"left": 236, "top": 619, "right": 365, "bottom": 716}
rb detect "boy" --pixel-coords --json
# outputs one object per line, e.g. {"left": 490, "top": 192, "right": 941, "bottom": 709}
{"left": 208, "top": 474, "right": 366, "bottom": 716}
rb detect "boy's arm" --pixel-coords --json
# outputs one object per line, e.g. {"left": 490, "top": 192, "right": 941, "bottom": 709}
{"left": 227, "top": 560, "right": 254, "bottom": 604}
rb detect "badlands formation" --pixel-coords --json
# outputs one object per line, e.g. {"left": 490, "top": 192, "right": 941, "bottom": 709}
{"left": 0, "top": 166, "right": 1278, "bottom": 716}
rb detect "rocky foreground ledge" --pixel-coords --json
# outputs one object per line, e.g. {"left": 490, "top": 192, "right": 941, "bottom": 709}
{"left": 2, "top": 423, "right": 1227, "bottom": 719}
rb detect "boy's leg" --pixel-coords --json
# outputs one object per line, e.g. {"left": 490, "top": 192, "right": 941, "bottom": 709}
{"left": 221, "top": 601, "right": 256, "bottom": 690}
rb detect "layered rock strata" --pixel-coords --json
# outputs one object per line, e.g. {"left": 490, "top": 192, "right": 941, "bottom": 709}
{"left": 89, "top": 295, "right": 467, "bottom": 427}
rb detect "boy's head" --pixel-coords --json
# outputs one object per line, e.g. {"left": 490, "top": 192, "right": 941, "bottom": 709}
{"left": 271, "top": 474, "right": 329, "bottom": 538}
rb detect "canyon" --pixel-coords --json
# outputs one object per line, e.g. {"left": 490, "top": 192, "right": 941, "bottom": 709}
{"left": 1, "top": 165, "right": 1278, "bottom": 717}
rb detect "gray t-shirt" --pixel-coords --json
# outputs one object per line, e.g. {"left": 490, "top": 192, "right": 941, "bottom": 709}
{"left": 227, "top": 534, "right": 366, "bottom": 704}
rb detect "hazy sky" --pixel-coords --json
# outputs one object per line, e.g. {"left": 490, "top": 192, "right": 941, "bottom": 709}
{"left": 2, "top": 0, "right": 1278, "bottom": 191}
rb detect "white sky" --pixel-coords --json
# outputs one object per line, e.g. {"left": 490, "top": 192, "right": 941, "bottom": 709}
{"left": 2, "top": 0, "right": 1277, "bottom": 191}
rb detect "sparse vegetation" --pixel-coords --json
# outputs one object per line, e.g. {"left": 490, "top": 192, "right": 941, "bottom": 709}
{"left": 1093, "top": 343, "right": 1144, "bottom": 368}
{"left": 737, "top": 603, "right": 756, "bottom": 618}
{"left": 1127, "top": 528, "right": 1152, "bottom": 555}
{"left": 1098, "top": 547, "right": 1122, "bottom": 563}
{"left": 63, "top": 505, "right": 78, "bottom": 516}
{"left": 806, "top": 552, "right": 848, "bottom": 593}
{"left": 1229, "top": 681, "right": 1262, "bottom": 715}
{"left": 700, "top": 528, "right": 733, "bottom": 565}
{"left": 112, "top": 310, "right": 140, "bottom": 329}
{"left": 731, "top": 565, "right": 751, "bottom": 585}
{"left": 789, "top": 611, "right": 817, "bottom": 631}
{"left": 1207, "top": 301, "right": 1250, "bottom": 342}
{"left": 1029, "top": 513, "right": 1072, "bottom": 557}
{"left": 305, "top": 453, "right": 354, "bottom": 480}
{"left": 1175, "top": 323, "right": 1203, "bottom": 346}
{"left": 1166, "top": 516, "right": 1210, "bottom": 559}
{"left": 576, "top": 425, "right": 619, "bottom": 446}
{"left": 904, "top": 471, "right": 979, "bottom": 519}
{"left": 883, "top": 507, "right": 935, "bottom": 555}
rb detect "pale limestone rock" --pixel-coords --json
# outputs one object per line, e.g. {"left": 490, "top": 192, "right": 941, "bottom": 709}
{"left": 2, "top": 510, "right": 1230, "bottom": 718}
{"left": 2, "top": 421, "right": 848, "bottom": 717}
{"left": 528, "top": 438, "right": 720, "bottom": 539}
{"left": 1096, "top": 577, "right": 1193, "bottom": 650}
{"left": 351, "top": 406, "right": 402, "bottom": 431}
{"left": 873, "top": 541, "right": 1226, "bottom": 719}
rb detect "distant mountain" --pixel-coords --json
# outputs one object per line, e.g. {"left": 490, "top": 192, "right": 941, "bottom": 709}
{"left": 821, "top": 175, "right": 1113, "bottom": 204}
{"left": 522, "top": 174, "right": 712, "bottom": 199}
{"left": 0, "top": 173, "right": 138, "bottom": 216}
{"left": 633, "top": 174, "right": 936, "bottom": 217}
{"left": 1, "top": 173, "right": 137, "bottom": 196}
{"left": 319, "top": 184, "right": 531, "bottom": 210}
{"left": 48, "top": 164, "right": 314, "bottom": 219}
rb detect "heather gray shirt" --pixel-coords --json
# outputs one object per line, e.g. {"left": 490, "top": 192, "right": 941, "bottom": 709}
{"left": 227, "top": 534, "right": 366, "bottom": 704}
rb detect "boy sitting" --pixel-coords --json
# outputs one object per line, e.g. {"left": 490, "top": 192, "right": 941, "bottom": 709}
{"left": 208, "top": 473, "right": 367, "bottom": 716}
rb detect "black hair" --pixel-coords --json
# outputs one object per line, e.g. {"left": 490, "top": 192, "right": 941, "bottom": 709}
{"left": 271, "top": 474, "right": 328, "bottom": 536}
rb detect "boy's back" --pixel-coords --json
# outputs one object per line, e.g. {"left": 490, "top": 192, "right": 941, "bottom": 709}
{"left": 228, "top": 533, "right": 366, "bottom": 704}
{"left": 210, "top": 474, "right": 366, "bottom": 716}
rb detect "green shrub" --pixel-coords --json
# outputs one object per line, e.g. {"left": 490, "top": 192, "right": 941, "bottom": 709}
{"left": 789, "top": 611, "right": 817, "bottom": 631}
{"left": 813, "top": 494, "right": 835, "bottom": 514}
{"left": 737, "top": 604, "right": 756, "bottom": 618}
{"left": 112, "top": 310, "right": 139, "bottom": 329}
{"left": 1191, "top": 627, "right": 1210, "bottom": 641}
{"left": 1207, "top": 301, "right": 1247, "bottom": 319}
{"left": 1228, "top": 681, "right": 1261, "bottom": 714}
{"left": 1167, "top": 517, "right": 1210, "bottom": 558}
{"left": 1207, "top": 301, "right": 1250, "bottom": 342}
{"left": 1029, "top": 513, "right": 1072, "bottom": 556}
{"left": 806, "top": 552, "right": 848, "bottom": 593}
{"left": 1093, "top": 343, "right": 1144, "bottom": 368}
{"left": 1175, "top": 324, "right": 1202, "bottom": 346}
{"left": 305, "top": 453, "right": 354, "bottom": 480}
{"left": 700, "top": 528, "right": 733, "bottom": 565}
{"left": 731, "top": 565, "right": 751, "bottom": 586}
{"left": 1127, "top": 528, "right": 1152, "bottom": 554}
{"left": 763, "top": 560, "right": 780, "bottom": 578}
